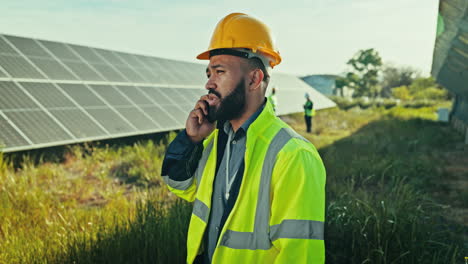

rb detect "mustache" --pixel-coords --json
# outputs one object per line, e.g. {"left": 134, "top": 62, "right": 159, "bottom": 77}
{"left": 208, "top": 89, "right": 222, "bottom": 99}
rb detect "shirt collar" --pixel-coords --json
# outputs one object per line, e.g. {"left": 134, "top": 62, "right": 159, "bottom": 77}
{"left": 222, "top": 98, "right": 267, "bottom": 136}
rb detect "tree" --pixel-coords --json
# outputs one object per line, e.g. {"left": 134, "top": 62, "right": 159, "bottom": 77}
{"left": 381, "top": 64, "right": 420, "bottom": 97}
{"left": 336, "top": 48, "right": 383, "bottom": 98}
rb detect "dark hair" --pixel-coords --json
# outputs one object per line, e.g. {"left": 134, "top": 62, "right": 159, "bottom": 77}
{"left": 247, "top": 57, "right": 270, "bottom": 83}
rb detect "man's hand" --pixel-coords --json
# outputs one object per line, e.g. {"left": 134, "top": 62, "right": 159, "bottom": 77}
{"left": 186, "top": 95, "right": 217, "bottom": 143}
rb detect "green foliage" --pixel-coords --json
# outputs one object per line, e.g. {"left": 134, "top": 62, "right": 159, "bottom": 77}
{"left": 412, "top": 87, "right": 449, "bottom": 100}
{"left": 401, "top": 100, "right": 438, "bottom": 109}
{"left": 389, "top": 76, "right": 449, "bottom": 102}
{"left": 391, "top": 85, "right": 412, "bottom": 100}
{"left": 338, "top": 48, "right": 383, "bottom": 98}
{"left": 408, "top": 77, "right": 438, "bottom": 94}
{"left": 347, "top": 48, "right": 383, "bottom": 72}
{"left": 329, "top": 96, "right": 359, "bottom": 110}
{"left": 356, "top": 98, "right": 372, "bottom": 109}
{"left": 376, "top": 99, "right": 397, "bottom": 109}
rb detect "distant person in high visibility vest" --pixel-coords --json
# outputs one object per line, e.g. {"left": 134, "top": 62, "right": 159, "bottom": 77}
{"left": 161, "top": 13, "right": 326, "bottom": 264}
{"left": 268, "top": 87, "right": 278, "bottom": 113}
{"left": 304, "top": 93, "right": 315, "bottom": 133}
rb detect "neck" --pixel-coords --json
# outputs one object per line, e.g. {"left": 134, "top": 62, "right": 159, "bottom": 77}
{"left": 229, "top": 98, "right": 264, "bottom": 132}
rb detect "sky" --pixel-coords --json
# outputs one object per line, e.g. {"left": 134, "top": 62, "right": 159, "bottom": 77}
{"left": 0, "top": 0, "right": 439, "bottom": 77}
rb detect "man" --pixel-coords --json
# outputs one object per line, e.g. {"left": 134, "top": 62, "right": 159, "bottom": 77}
{"left": 304, "top": 93, "right": 315, "bottom": 133}
{"left": 268, "top": 86, "right": 278, "bottom": 113}
{"left": 161, "top": 13, "right": 326, "bottom": 264}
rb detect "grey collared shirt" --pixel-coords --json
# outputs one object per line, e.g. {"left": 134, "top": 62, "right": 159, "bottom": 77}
{"left": 204, "top": 102, "right": 265, "bottom": 264}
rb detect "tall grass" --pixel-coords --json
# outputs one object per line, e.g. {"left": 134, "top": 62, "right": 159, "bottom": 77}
{"left": 0, "top": 136, "right": 176, "bottom": 263}
{"left": 50, "top": 199, "right": 191, "bottom": 264}
{"left": 287, "top": 103, "right": 464, "bottom": 263}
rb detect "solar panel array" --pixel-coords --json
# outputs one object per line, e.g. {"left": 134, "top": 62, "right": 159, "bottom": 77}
{"left": 0, "top": 34, "right": 335, "bottom": 152}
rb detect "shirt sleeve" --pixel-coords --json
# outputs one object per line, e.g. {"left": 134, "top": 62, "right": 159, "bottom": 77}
{"left": 161, "top": 130, "right": 203, "bottom": 181}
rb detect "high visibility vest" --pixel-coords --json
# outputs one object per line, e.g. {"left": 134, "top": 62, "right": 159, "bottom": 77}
{"left": 268, "top": 94, "right": 278, "bottom": 112}
{"left": 304, "top": 101, "right": 315, "bottom": 117}
{"left": 164, "top": 101, "right": 326, "bottom": 263}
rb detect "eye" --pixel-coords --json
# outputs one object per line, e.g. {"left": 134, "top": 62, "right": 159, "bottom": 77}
{"left": 216, "top": 70, "right": 224, "bottom": 74}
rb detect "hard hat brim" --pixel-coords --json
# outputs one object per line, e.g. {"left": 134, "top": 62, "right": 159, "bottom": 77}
{"left": 196, "top": 51, "right": 210, "bottom": 60}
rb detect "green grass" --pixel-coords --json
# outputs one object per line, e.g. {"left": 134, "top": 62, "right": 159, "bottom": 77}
{"left": 1, "top": 102, "right": 465, "bottom": 263}
{"left": 0, "top": 138, "right": 177, "bottom": 263}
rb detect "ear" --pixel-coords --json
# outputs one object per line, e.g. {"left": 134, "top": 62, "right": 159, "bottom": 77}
{"left": 248, "top": 69, "right": 264, "bottom": 91}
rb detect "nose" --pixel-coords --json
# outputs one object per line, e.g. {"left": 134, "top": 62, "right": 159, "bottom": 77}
{"left": 205, "top": 77, "right": 216, "bottom": 91}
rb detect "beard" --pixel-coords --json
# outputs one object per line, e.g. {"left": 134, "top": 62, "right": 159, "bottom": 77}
{"left": 207, "top": 78, "right": 246, "bottom": 123}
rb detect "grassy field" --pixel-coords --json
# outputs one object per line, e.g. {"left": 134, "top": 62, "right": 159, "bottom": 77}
{"left": 0, "top": 102, "right": 466, "bottom": 263}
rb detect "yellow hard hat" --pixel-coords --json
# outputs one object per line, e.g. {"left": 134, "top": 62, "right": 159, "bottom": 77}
{"left": 196, "top": 13, "right": 282, "bottom": 67}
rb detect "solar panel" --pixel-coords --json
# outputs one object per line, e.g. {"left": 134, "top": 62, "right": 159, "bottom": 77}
{"left": 0, "top": 55, "right": 45, "bottom": 79}
{"left": 269, "top": 73, "right": 337, "bottom": 114}
{"left": 4, "top": 35, "right": 51, "bottom": 58}
{"left": 118, "top": 86, "right": 154, "bottom": 105}
{"left": 116, "top": 107, "right": 160, "bottom": 131}
{"left": 61, "top": 60, "right": 104, "bottom": 81}
{"left": 58, "top": 83, "right": 107, "bottom": 107}
{"left": 0, "top": 38, "right": 20, "bottom": 55}
{"left": 0, "top": 33, "right": 335, "bottom": 152}
{"left": 4, "top": 110, "right": 72, "bottom": 144}
{"left": 38, "top": 40, "right": 82, "bottom": 60}
{"left": 0, "top": 81, "right": 39, "bottom": 110}
{"left": 49, "top": 109, "right": 107, "bottom": 138}
{"left": 141, "top": 106, "right": 180, "bottom": 128}
{"left": 0, "top": 113, "right": 30, "bottom": 148}
{"left": 89, "top": 85, "right": 133, "bottom": 106}
{"left": 20, "top": 82, "right": 74, "bottom": 108}
{"left": 86, "top": 108, "right": 135, "bottom": 134}
{"left": 28, "top": 57, "right": 77, "bottom": 80}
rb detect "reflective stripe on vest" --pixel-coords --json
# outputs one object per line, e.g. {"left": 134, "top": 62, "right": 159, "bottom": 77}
{"left": 162, "top": 138, "right": 215, "bottom": 191}
{"left": 191, "top": 139, "right": 214, "bottom": 223}
{"left": 193, "top": 198, "right": 210, "bottom": 223}
{"left": 270, "top": 219, "right": 324, "bottom": 241}
{"left": 162, "top": 176, "right": 193, "bottom": 190}
{"left": 195, "top": 139, "right": 214, "bottom": 188}
{"left": 219, "top": 127, "right": 324, "bottom": 250}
